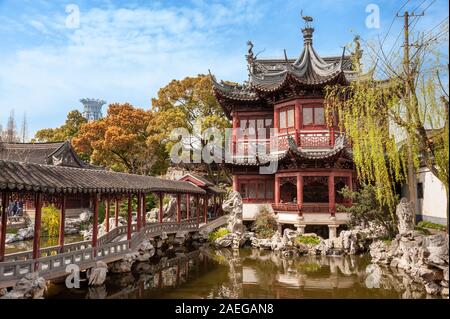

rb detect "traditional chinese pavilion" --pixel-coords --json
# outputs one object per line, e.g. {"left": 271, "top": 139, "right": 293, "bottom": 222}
{"left": 0, "top": 141, "right": 100, "bottom": 217}
{"left": 211, "top": 18, "right": 360, "bottom": 238}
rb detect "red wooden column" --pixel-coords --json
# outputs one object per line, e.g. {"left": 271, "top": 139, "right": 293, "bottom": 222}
{"left": 195, "top": 194, "right": 200, "bottom": 224}
{"left": 186, "top": 194, "right": 190, "bottom": 220}
{"left": 328, "top": 174, "right": 335, "bottom": 215}
{"left": 105, "top": 196, "right": 110, "bottom": 233}
{"left": 0, "top": 192, "right": 9, "bottom": 262}
{"left": 58, "top": 194, "right": 66, "bottom": 252}
{"left": 141, "top": 193, "right": 146, "bottom": 227}
{"left": 203, "top": 195, "right": 208, "bottom": 223}
{"left": 274, "top": 176, "right": 280, "bottom": 204}
{"left": 232, "top": 175, "right": 238, "bottom": 192}
{"left": 177, "top": 194, "right": 181, "bottom": 223}
{"left": 159, "top": 192, "right": 164, "bottom": 223}
{"left": 136, "top": 193, "right": 142, "bottom": 232}
{"left": 294, "top": 100, "right": 301, "bottom": 145}
{"left": 92, "top": 193, "right": 99, "bottom": 256}
{"left": 127, "top": 194, "right": 132, "bottom": 241}
{"left": 114, "top": 198, "right": 119, "bottom": 228}
{"left": 296, "top": 174, "right": 303, "bottom": 209}
{"left": 32, "top": 193, "right": 43, "bottom": 263}
{"left": 213, "top": 195, "right": 217, "bottom": 218}
{"left": 232, "top": 111, "right": 238, "bottom": 155}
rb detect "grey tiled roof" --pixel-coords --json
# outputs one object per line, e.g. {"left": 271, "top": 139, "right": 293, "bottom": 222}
{"left": 0, "top": 159, "right": 206, "bottom": 195}
{"left": 178, "top": 173, "right": 227, "bottom": 194}
{"left": 0, "top": 141, "right": 101, "bottom": 169}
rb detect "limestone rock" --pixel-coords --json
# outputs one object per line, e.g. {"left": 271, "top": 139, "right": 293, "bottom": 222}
{"left": 425, "top": 282, "right": 442, "bottom": 295}
{"left": 5, "top": 227, "right": 34, "bottom": 243}
{"left": 369, "top": 240, "right": 393, "bottom": 264}
{"left": 162, "top": 197, "right": 177, "bottom": 221}
{"left": 222, "top": 191, "right": 245, "bottom": 234}
{"left": 86, "top": 285, "right": 108, "bottom": 299}
{"left": 79, "top": 211, "right": 92, "bottom": 223}
{"left": 173, "top": 231, "right": 190, "bottom": 246}
{"left": 147, "top": 208, "right": 159, "bottom": 223}
{"left": 396, "top": 198, "right": 415, "bottom": 234}
{"left": 87, "top": 261, "right": 108, "bottom": 286}
{"left": 1, "top": 273, "right": 46, "bottom": 299}
{"left": 282, "top": 228, "right": 299, "bottom": 246}
{"left": 108, "top": 252, "right": 138, "bottom": 273}
{"left": 135, "top": 240, "right": 155, "bottom": 262}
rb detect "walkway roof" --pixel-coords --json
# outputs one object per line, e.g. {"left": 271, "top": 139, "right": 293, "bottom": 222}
{"left": 0, "top": 159, "right": 205, "bottom": 195}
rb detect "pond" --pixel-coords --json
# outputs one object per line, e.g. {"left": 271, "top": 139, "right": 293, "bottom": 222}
{"left": 5, "top": 234, "right": 85, "bottom": 255}
{"left": 46, "top": 246, "right": 430, "bottom": 299}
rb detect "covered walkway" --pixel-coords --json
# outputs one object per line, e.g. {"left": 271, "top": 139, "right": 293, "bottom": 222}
{"left": 0, "top": 159, "right": 226, "bottom": 288}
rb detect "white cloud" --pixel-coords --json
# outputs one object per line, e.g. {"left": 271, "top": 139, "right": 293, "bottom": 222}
{"left": 0, "top": 0, "right": 264, "bottom": 135}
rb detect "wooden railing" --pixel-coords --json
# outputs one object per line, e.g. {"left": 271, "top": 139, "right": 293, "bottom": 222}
{"left": 271, "top": 203, "right": 331, "bottom": 214}
{"left": 0, "top": 219, "right": 207, "bottom": 285}
{"left": 230, "top": 130, "right": 343, "bottom": 156}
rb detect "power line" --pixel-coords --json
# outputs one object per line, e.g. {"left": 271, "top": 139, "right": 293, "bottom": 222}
{"left": 412, "top": 0, "right": 427, "bottom": 13}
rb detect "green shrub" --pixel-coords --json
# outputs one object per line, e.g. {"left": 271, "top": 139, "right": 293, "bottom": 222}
{"left": 42, "top": 205, "right": 60, "bottom": 238}
{"left": 208, "top": 227, "right": 230, "bottom": 242}
{"left": 414, "top": 226, "right": 431, "bottom": 235}
{"left": 379, "top": 236, "right": 393, "bottom": 245}
{"left": 252, "top": 205, "right": 278, "bottom": 238}
{"left": 337, "top": 184, "right": 398, "bottom": 238}
{"left": 295, "top": 235, "right": 321, "bottom": 246}
{"left": 417, "top": 221, "right": 446, "bottom": 231}
{"left": 98, "top": 202, "right": 105, "bottom": 223}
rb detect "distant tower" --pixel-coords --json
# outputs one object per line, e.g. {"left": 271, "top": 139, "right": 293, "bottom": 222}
{"left": 80, "top": 98, "right": 106, "bottom": 122}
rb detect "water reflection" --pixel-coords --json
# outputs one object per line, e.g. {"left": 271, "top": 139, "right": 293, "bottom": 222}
{"left": 5, "top": 234, "right": 84, "bottom": 254}
{"left": 47, "top": 247, "right": 428, "bottom": 299}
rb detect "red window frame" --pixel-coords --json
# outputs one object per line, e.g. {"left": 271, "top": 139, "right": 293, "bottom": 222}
{"left": 302, "top": 104, "right": 326, "bottom": 129}
{"left": 278, "top": 106, "right": 295, "bottom": 134}
{"left": 238, "top": 116, "right": 273, "bottom": 140}
{"left": 238, "top": 179, "right": 274, "bottom": 202}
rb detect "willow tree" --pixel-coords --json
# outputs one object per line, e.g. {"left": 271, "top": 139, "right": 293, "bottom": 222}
{"left": 325, "top": 30, "right": 449, "bottom": 228}
{"left": 325, "top": 78, "right": 405, "bottom": 211}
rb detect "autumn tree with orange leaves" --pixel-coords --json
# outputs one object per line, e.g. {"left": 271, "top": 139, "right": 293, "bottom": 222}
{"left": 72, "top": 103, "right": 161, "bottom": 175}
{"left": 150, "top": 74, "right": 231, "bottom": 181}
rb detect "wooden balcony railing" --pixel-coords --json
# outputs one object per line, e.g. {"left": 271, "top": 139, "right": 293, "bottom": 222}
{"left": 229, "top": 130, "right": 342, "bottom": 156}
{"left": 271, "top": 203, "right": 331, "bottom": 214}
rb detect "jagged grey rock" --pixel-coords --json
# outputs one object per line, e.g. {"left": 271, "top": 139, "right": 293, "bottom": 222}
{"left": 87, "top": 261, "right": 108, "bottom": 286}
{"left": 396, "top": 198, "right": 415, "bottom": 234}
{"left": 222, "top": 191, "right": 245, "bottom": 235}
{"left": 0, "top": 273, "right": 46, "bottom": 299}
{"left": 108, "top": 252, "right": 138, "bottom": 273}
{"left": 135, "top": 240, "right": 155, "bottom": 261}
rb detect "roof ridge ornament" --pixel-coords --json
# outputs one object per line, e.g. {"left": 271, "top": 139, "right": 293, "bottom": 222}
{"left": 300, "top": 10, "right": 314, "bottom": 46}
{"left": 300, "top": 10, "right": 313, "bottom": 28}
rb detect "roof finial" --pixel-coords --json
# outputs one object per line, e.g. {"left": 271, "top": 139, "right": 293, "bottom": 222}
{"left": 246, "top": 40, "right": 256, "bottom": 75}
{"left": 300, "top": 10, "right": 313, "bottom": 28}
{"left": 300, "top": 10, "right": 314, "bottom": 45}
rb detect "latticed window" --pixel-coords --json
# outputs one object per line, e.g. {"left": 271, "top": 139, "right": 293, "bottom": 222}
{"left": 302, "top": 104, "right": 325, "bottom": 128}
{"left": 279, "top": 107, "right": 295, "bottom": 133}
{"left": 238, "top": 179, "right": 274, "bottom": 201}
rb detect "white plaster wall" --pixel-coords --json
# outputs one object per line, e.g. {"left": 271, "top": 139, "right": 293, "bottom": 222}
{"left": 417, "top": 168, "right": 447, "bottom": 223}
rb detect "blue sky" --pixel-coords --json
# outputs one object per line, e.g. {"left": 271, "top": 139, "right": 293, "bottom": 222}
{"left": 0, "top": 0, "right": 448, "bottom": 137}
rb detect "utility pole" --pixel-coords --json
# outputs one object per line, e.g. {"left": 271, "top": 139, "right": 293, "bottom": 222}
{"left": 397, "top": 10, "right": 424, "bottom": 217}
